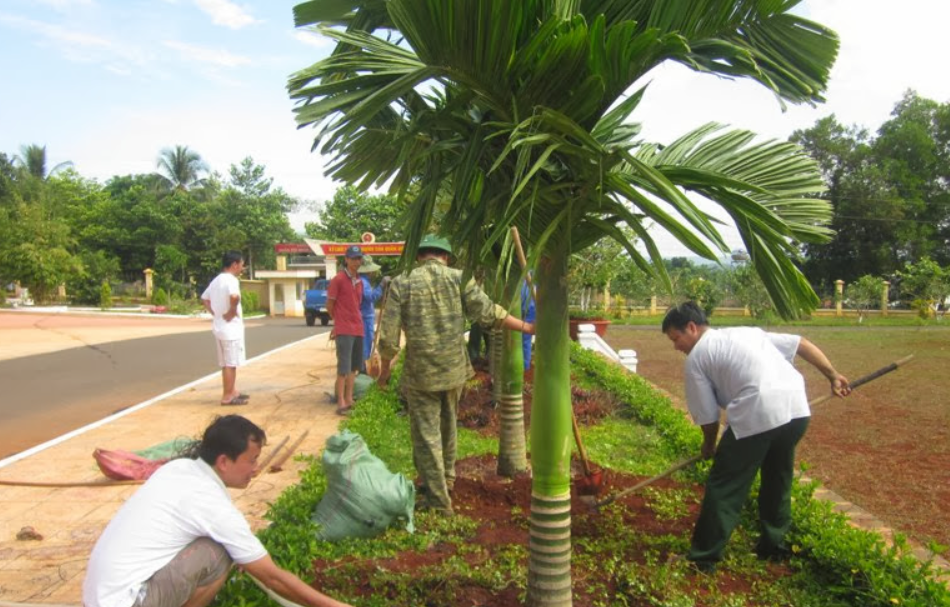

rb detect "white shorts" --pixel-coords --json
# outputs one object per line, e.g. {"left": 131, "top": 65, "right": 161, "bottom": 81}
{"left": 215, "top": 338, "right": 246, "bottom": 368}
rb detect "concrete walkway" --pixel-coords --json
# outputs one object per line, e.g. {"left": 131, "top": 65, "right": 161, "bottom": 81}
{"left": 0, "top": 332, "right": 342, "bottom": 605}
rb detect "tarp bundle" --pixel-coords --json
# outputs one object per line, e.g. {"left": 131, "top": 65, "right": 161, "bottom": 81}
{"left": 94, "top": 437, "right": 197, "bottom": 481}
{"left": 312, "top": 430, "right": 415, "bottom": 541}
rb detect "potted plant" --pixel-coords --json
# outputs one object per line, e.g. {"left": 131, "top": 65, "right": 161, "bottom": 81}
{"left": 568, "top": 308, "right": 611, "bottom": 340}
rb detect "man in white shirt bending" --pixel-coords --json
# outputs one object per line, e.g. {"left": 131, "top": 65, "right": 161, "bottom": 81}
{"left": 662, "top": 301, "right": 851, "bottom": 573}
{"left": 201, "top": 251, "right": 248, "bottom": 406}
{"left": 83, "top": 415, "right": 352, "bottom": 607}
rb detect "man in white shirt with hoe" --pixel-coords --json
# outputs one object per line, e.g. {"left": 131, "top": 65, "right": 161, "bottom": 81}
{"left": 662, "top": 301, "right": 851, "bottom": 573}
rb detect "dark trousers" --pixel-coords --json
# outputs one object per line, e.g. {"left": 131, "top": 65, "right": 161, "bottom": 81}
{"left": 688, "top": 416, "right": 809, "bottom": 564}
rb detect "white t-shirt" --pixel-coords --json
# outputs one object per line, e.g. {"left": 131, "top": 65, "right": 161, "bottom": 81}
{"left": 684, "top": 327, "right": 809, "bottom": 439}
{"left": 201, "top": 272, "right": 244, "bottom": 341}
{"left": 83, "top": 458, "right": 267, "bottom": 607}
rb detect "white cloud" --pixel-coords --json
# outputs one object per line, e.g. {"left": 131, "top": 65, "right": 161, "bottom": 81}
{"left": 163, "top": 40, "right": 252, "bottom": 67}
{"left": 30, "top": 0, "right": 95, "bottom": 9}
{"left": 0, "top": 12, "right": 110, "bottom": 49}
{"left": 0, "top": 12, "right": 151, "bottom": 68}
{"left": 193, "top": 0, "right": 258, "bottom": 29}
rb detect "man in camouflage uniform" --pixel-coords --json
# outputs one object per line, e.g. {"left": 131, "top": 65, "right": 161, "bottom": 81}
{"left": 377, "top": 235, "right": 534, "bottom": 514}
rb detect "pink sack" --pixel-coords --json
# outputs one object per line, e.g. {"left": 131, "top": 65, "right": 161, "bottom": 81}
{"left": 94, "top": 448, "right": 168, "bottom": 481}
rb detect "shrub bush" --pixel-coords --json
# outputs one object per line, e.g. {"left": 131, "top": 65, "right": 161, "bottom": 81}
{"left": 241, "top": 290, "right": 260, "bottom": 314}
{"left": 152, "top": 288, "right": 169, "bottom": 306}
{"left": 99, "top": 281, "right": 112, "bottom": 309}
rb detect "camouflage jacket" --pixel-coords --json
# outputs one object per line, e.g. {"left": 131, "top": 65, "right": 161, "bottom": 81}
{"left": 378, "top": 258, "right": 507, "bottom": 391}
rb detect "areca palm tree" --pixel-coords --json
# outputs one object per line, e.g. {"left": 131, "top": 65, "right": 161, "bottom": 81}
{"left": 289, "top": 2, "right": 838, "bottom": 605}
{"left": 155, "top": 145, "right": 208, "bottom": 192}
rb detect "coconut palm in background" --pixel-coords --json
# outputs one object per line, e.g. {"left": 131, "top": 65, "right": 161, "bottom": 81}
{"left": 16, "top": 144, "right": 72, "bottom": 180}
{"left": 289, "top": 1, "right": 839, "bottom": 604}
{"left": 155, "top": 144, "right": 208, "bottom": 192}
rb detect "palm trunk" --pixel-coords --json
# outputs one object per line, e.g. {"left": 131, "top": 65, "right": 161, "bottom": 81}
{"left": 527, "top": 246, "right": 572, "bottom": 607}
{"left": 489, "top": 327, "right": 504, "bottom": 403}
{"left": 497, "top": 270, "right": 527, "bottom": 477}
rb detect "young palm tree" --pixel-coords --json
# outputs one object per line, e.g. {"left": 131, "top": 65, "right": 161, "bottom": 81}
{"left": 289, "top": 2, "right": 839, "bottom": 604}
{"left": 155, "top": 145, "right": 208, "bottom": 192}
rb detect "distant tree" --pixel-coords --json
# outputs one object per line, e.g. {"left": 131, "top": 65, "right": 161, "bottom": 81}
{"left": 15, "top": 144, "right": 72, "bottom": 180}
{"left": 844, "top": 274, "right": 885, "bottom": 322}
{"left": 897, "top": 257, "right": 950, "bottom": 319}
{"left": 568, "top": 236, "right": 625, "bottom": 311}
{"left": 67, "top": 250, "right": 121, "bottom": 305}
{"left": 229, "top": 156, "right": 274, "bottom": 198}
{"left": 156, "top": 145, "right": 208, "bottom": 192}
{"left": 305, "top": 185, "right": 403, "bottom": 244}
{"left": 684, "top": 275, "right": 722, "bottom": 316}
{"left": 794, "top": 92, "right": 950, "bottom": 288}
{"left": 730, "top": 262, "right": 773, "bottom": 319}
{"left": 219, "top": 158, "right": 297, "bottom": 276}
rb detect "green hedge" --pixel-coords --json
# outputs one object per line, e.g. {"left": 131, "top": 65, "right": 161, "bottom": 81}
{"left": 213, "top": 346, "right": 950, "bottom": 607}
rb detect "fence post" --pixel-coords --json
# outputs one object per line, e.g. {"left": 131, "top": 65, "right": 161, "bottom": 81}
{"left": 881, "top": 280, "right": 890, "bottom": 317}
{"left": 144, "top": 268, "right": 154, "bottom": 299}
{"left": 835, "top": 279, "right": 845, "bottom": 317}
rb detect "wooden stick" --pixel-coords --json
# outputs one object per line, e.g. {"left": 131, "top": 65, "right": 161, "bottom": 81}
{"left": 253, "top": 435, "right": 289, "bottom": 477}
{"left": 510, "top": 226, "right": 537, "bottom": 299}
{"left": 809, "top": 354, "right": 914, "bottom": 407}
{"left": 589, "top": 455, "right": 702, "bottom": 509}
{"left": 0, "top": 478, "right": 143, "bottom": 488}
{"left": 269, "top": 429, "right": 310, "bottom": 473}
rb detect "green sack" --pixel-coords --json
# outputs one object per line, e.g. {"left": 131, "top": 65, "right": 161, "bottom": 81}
{"left": 312, "top": 430, "right": 415, "bottom": 541}
{"left": 333, "top": 373, "right": 376, "bottom": 402}
{"left": 133, "top": 437, "right": 198, "bottom": 460}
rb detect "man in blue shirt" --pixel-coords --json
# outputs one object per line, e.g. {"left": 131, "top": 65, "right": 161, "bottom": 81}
{"left": 357, "top": 255, "right": 388, "bottom": 373}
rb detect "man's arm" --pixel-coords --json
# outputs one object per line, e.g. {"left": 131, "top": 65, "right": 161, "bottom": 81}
{"left": 202, "top": 298, "right": 213, "bottom": 315}
{"left": 499, "top": 313, "right": 534, "bottom": 335}
{"left": 224, "top": 294, "right": 240, "bottom": 322}
{"left": 376, "top": 279, "right": 402, "bottom": 387}
{"left": 243, "top": 555, "right": 352, "bottom": 607}
{"left": 699, "top": 422, "right": 719, "bottom": 459}
{"left": 796, "top": 337, "right": 851, "bottom": 397}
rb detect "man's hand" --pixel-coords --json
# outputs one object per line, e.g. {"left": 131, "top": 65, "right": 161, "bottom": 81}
{"left": 700, "top": 422, "right": 719, "bottom": 460}
{"left": 224, "top": 311, "right": 236, "bottom": 322}
{"left": 376, "top": 358, "right": 392, "bottom": 387}
{"left": 381, "top": 275, "right": 392, "bottom": 288}
{"left": 832, "top": 373, "right": 851, "bottom": 398}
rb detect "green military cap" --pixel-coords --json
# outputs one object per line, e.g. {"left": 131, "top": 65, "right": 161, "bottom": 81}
{"left": 418, "top": 234, "right": 452, "bottom": 254}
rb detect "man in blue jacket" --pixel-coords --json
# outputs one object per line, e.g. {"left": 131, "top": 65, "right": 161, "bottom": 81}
{"left": 357, "top": 255, "right": 388, "bottom": 373}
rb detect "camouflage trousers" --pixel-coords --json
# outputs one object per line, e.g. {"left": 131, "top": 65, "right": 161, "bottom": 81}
{"left": 404, "top": 385, "right": 463, "bottom": 513}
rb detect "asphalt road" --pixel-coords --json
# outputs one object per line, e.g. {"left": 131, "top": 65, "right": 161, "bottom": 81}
{"left": 0, "top": 317, "right": 327, "bottom": 459}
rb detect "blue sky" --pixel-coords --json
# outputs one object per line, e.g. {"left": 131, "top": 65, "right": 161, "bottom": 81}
{"left": 2, "top": 1, "right": 949, "bottom": 256}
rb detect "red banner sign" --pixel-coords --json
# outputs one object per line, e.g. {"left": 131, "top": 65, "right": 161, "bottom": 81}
{"left": 320, "top": 242, "right": 405, "bottom": 256}
{"left": 274, "top": 243, "right": 313, "bottom": 254}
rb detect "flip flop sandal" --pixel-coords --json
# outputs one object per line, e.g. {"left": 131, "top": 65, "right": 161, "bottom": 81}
{"left": 222, "top": 394, "right": 250, "bottom": 406}
{"left": 335, "top": 406, "right": 353, "bottom": 416}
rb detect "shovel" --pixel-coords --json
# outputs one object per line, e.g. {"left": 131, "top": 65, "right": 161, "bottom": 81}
{"left": 581, "top": 354, "right": 915, "bottom": 512}
{"left": 365, "top": 281, "right": 390, "bottom": 379}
